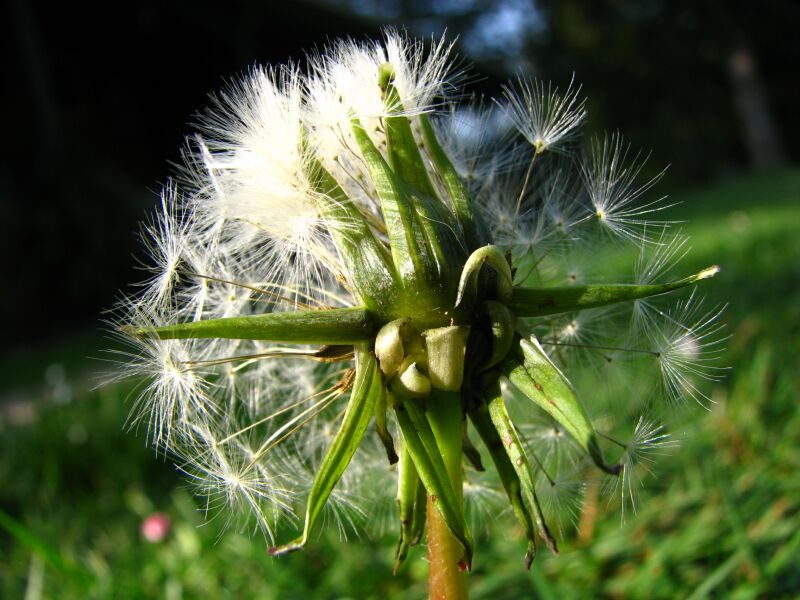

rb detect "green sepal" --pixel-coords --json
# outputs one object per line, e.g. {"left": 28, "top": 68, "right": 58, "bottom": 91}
{"left": 394, "top": 397, "right": 473, "bottom": 569}
{"left": 482, "top": 379, "right": 558, "bottom": 558}
{"left": 424, "top": 389, "right": 467, "bottom": 490}
{"left": 408, "top": 186, "right": 468, "bottom": 305}
{"left": 351, "top": 115, "right": 429, "bottom": 282}
{"left": 375, "top": 317, "right": 414, "bottom": 378}
{"left": 123, "top": 307, "right": 376, "bottom": 344}
{"left": 418, "top": 113, "right": 488, "bottom": 250}
{"left": 481, "top": 300, "right": 517, "bottom": 371}
{"left": 502, "top": 337, "right": 621, "bottom": 475}
{"left": 410, "top": 476, "right": 427, "bottom": 546}
{"left": 375, "top": 383, "right": 398, "bottom": 465}
{"left": 389, "top": 355, "right": 431, "bottom": 399}
{"left": 350, "top": 116, "right": 465, "bottom": 314}
{"left": 304, "top": 150, "right": 398, "bottom": 313}
{"left": 378, "top": 65, "right": 468, "bottom": 288}
{"left": 468, "top": 401, "right": 539, "bottom": 569}
{"left": 379, "top": 64, "right": 437, "bottom": 199}
{"left": 456, "top": 245, "right": 514, "bottom": 307}
{"left": 509, "top": 265, "right": 720, "bottom": 317}
{"left": 394, "top": 441, "right": 425, "bottom": 573}
{"left": 461, "top": 421, "right": 485, "bottom": 472}
{"left": 269, "top": 346, "right": 382, "bottom": 556}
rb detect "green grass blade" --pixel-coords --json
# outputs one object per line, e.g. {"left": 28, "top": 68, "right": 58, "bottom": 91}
{"left": 0, "top": 508, "right": 93, "bottom": 585}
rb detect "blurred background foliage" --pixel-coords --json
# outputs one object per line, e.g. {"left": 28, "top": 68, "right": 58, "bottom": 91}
{"left": 2, "top": 0, "right": 798, "bottom": 598}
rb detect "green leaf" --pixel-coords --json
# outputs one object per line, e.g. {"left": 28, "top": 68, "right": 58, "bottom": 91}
{"left": 122, "top": 306, "right": 376, "bottom": 344}
{"left": 270, "top": 346, "right": 381, "bottom": 555}
{"left": 418, "top": 113, "right": 487, "bottom": 250}
{"left": 509, "top": 266, "right": 720, "bottom": 317}
{"left": 394, "top": 398, "right": 473, "bottom": 568}
{"left": 469, "top": 402, "right": 538, "bottom": 568}
{"left": 503, "top": 337, "right": 620, "bottom": 475}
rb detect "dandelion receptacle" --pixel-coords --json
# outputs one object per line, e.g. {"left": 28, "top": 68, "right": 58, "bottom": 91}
{"left": 113, "top": 30, "right": 725, "bottom": 599}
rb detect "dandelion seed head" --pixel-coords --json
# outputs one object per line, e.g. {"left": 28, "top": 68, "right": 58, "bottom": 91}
{"left": 135, "top": 185, "right": 191, "bottom": 312}
{"left": 179, "top": 434, "right": 297, "bottom": 542}
{"left": 463, "top": 477, "right": 508, "bottom": 533}
{"left": 118, "top": 319, "right": 215, "bottom": 448}
{"left": 604, "top": 416, "right": 676, "bottom": 522}
{"left": 113, "top": 30, "right": 723, "bottom": 555}
{"left": 430, "top": 101, "right": 522, "bottom": 189}
{"left": 184, "top": 66, "right": 343, "bottom": 307}
{"left": 534, "top": 465, "right": 587, "bottom": 536}
{"left": 502, "top": 75, "right": 586, "bottom": 154}
{"left": 643, "top": 291, "right": 728, "bottom": 406}
{"left": 580, "top": 132, "right": 672, "bottom": 244}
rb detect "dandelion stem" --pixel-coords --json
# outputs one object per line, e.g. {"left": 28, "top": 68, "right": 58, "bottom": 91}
{"left": 425, "top": 390, "right": 469, "bottom": 599}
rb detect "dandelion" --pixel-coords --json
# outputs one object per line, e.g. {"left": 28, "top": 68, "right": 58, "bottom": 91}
{"left": 602, "top": 416, "right": 677, "bottom": 521}
{"left": 113, "top": 30, "right": 724, "bottom": 598}
{"left": 502, "top": 75, "right": 586, "bottom": 155}
{"left": 644, "top": 290, "right": 729, "bottom": 405}
{"left": 580, "top": 132, "right": 673, "bottom": 243}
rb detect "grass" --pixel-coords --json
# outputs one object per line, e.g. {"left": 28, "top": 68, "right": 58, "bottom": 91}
{"left": 1, "top": 168, "right": 798, "bottom": 598}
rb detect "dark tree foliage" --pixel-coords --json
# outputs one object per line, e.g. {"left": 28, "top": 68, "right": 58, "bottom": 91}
{"left": 2, "top": 0, "right": 796, "bottom": 348}
{"left": 528, "top": 0, "right": 797, "bottom": 179}
{"left": 335, "top": 0, "right": 798, "bottom": 180}
{"left": 1, "top": 1, "right": 380, "bottom": 348}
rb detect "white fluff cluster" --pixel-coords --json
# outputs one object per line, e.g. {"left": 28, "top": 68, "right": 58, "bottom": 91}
{"left": 115, "top": 30, "right": 725, "bottom": 542}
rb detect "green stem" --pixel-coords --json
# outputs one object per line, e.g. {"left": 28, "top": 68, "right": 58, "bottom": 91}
{"left": 426, "top": 390, "right": 469, "bottom": 600}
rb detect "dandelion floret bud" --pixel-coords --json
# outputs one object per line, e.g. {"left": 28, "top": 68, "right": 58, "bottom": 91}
{"left": 423, "top": 325, "right": 470, "bottom": 391}
{"left": 391, "top": 355, "right": 431, "bottom": 399}
{"left": 375, "top": 318, "right": 415, "bottom": 377}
